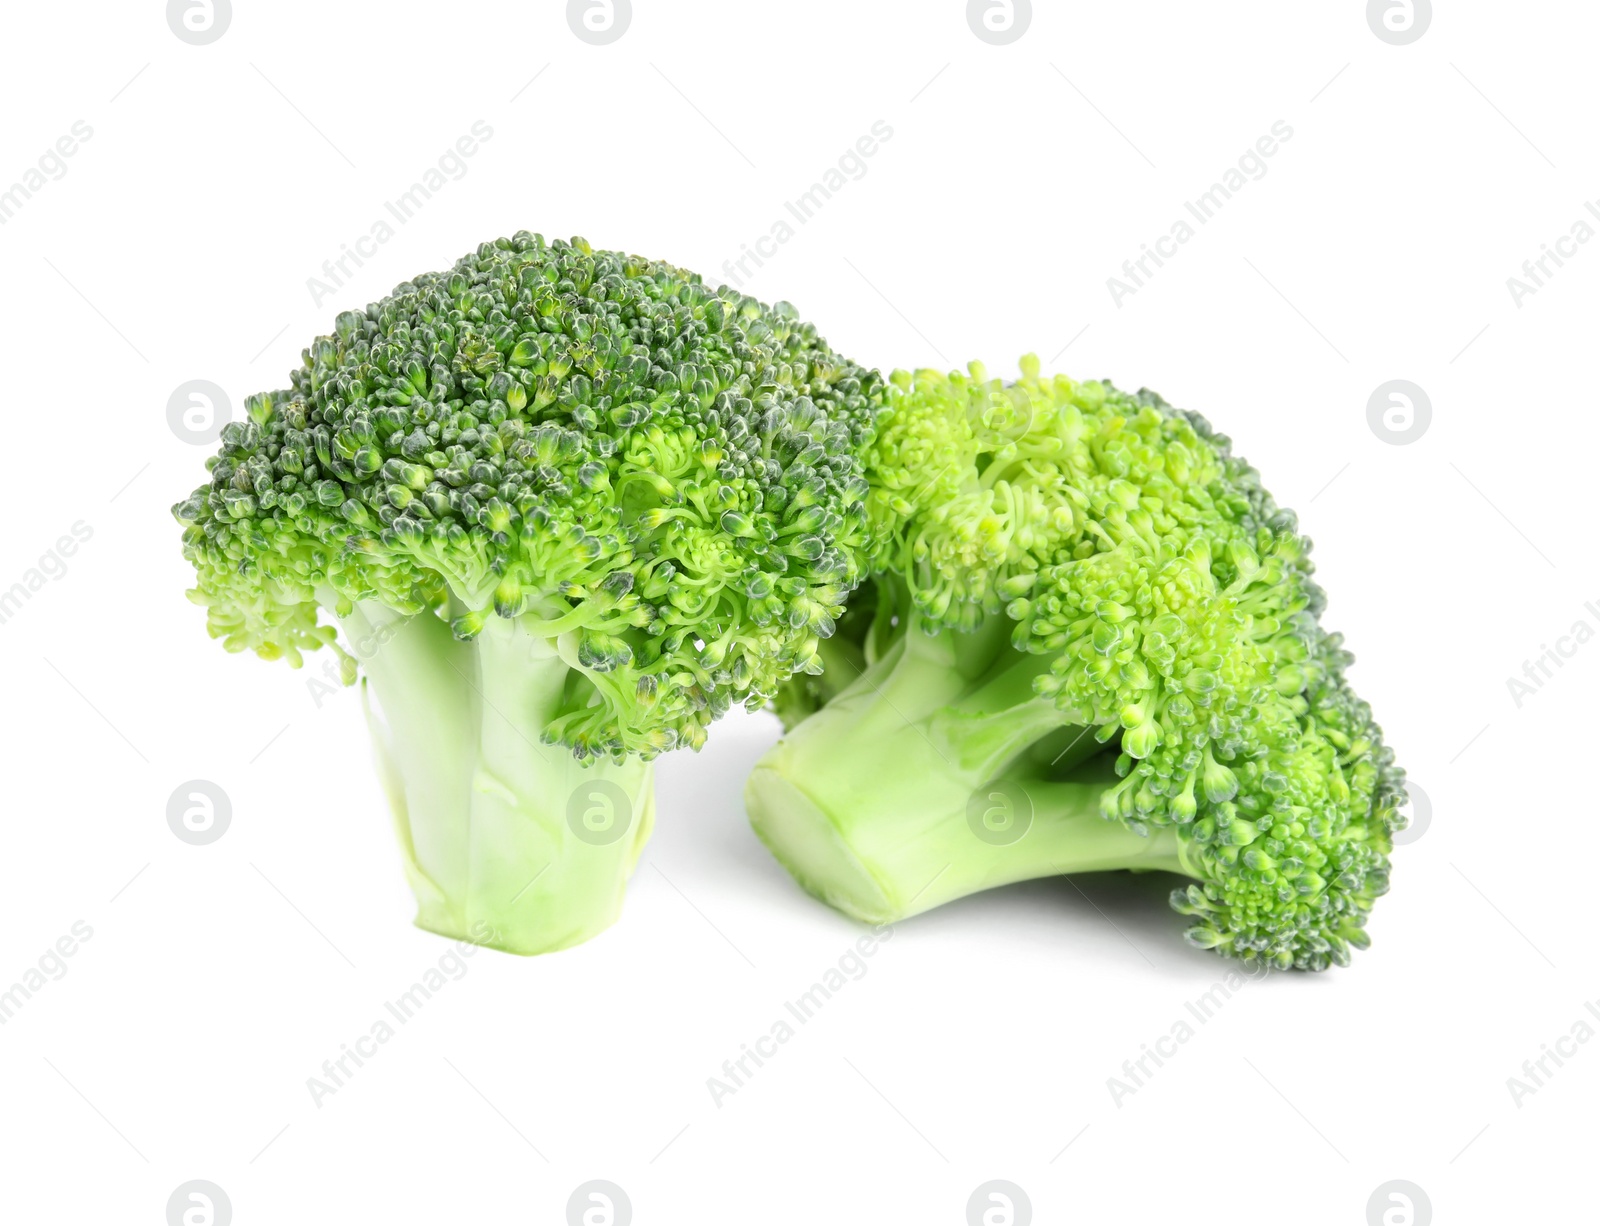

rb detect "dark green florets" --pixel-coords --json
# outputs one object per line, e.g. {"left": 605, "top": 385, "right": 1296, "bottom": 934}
{"left": 175, "top": 233, "right": 886, "bottom": 759}
{"left": 1009, "top": 390, "right": 1404, "bottom": 969}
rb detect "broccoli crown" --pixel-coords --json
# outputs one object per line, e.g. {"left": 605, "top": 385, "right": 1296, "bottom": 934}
{"left": 810, "top": 359, "right": 1406, "bottom": 969}
{"left": 175, "top": 233, "right": 885, "bottom": 759}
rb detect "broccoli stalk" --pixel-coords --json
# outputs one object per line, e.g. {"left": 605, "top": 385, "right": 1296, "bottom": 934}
{"left": 342, "top": 601, "right": 654, "bottom": 953}
{"left": 176, "top": 233, "right": 885, "bottom": 953}
{"left": 750, "top": 590, "right": 1188, "bottom": 925}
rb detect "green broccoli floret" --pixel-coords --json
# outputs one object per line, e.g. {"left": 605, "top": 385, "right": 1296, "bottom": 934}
{"left": 175, "top": 232, "right": 883, "bottom": 953}
{"left": 748, "top": 358, "right": 1405, "bottom": 970}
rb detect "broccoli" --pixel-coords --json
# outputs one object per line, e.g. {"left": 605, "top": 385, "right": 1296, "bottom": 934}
{"left": 175, "top": 233, "right": 883, "bottom": 953}
{"left": 747, "top": 358, "right": 1405, "bottom": 970}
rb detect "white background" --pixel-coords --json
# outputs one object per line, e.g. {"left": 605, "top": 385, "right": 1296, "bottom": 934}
{"left": 0, "top": 2, "right": 1593, "bottom": 1223}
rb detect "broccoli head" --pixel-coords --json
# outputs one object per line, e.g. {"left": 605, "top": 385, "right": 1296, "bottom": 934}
{"left": 749, "top": 358, "right": 1405, "bottom": 970}
{"left": 176, "top": 233, "right": 883, "bottom": 952}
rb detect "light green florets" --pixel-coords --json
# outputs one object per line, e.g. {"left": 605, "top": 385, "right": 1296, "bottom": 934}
{"left": 864, "top": 355, "right": 1103, "bottom": 628}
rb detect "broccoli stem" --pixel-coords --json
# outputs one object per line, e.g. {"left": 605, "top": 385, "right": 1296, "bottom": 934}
{"left": 746, "top": 612, "right": 1189, "bottom": 923}
{"left": 345, "top": 602, "right": 654, "bottom": 954}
